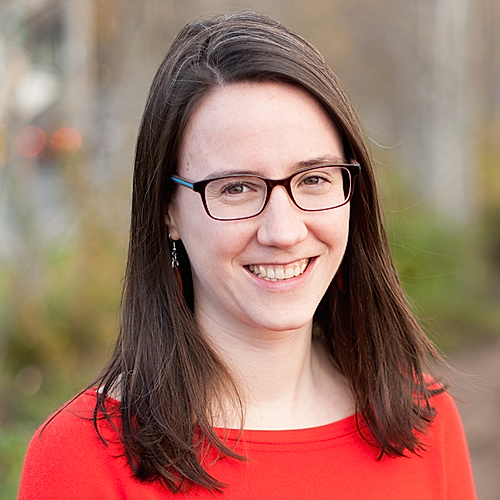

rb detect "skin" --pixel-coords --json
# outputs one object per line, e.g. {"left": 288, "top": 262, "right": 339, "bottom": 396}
{"left": 167, "top": 82, "right": 355, "bottom": 429}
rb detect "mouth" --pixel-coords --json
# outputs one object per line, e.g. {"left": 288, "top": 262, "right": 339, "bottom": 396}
{"left": 246, "top": 258, "right": 310, "bottom": 281}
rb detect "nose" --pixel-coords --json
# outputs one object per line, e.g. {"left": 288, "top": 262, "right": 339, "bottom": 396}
{"left": 256, "top": 186, "right": 308, "bottom": 248}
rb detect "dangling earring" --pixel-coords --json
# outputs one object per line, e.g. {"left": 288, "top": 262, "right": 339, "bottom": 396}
{"left": 170, "top": 236, "right": 179, "bottom": 269}
{"left": 169, "top": 234, "right": 183, "bottom": 296}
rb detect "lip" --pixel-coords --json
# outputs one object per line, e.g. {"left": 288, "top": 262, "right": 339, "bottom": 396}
{"left": 244, "top": 256, "right": 317, "bottom": 290}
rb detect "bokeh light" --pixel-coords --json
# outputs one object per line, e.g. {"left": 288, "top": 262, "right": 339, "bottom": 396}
{"left": 15, "top": 126, "right": 46, "bottom": 158}
{"left": 50, "top": 127, "right": 82, "bottom": 154}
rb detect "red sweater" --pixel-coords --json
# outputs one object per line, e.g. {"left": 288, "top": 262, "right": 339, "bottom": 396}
{"left": 19, "top": 389, "right": 476, "bottom": 499}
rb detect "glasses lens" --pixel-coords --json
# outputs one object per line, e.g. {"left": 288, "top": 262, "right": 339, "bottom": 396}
{"left": 291, "top": 166, "right": 350, "bottom": 211}
{"left": 205, "top": 176, "right": 267, "bottom": 220}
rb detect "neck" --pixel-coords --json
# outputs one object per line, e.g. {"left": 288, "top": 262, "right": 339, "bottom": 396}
{"left": 195, "top": 307, "right": 355, "bottom": 430}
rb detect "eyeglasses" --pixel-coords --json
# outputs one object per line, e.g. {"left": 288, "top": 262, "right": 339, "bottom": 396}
{"left": 170, "top": 163, "right": 361, "bottom": 221}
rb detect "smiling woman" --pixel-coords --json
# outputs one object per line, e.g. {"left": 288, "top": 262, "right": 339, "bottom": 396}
{"left": 19, "top": 11, "right": 476, "bottom": 500}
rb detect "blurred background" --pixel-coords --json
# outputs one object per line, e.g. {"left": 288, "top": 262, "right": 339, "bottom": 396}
{"left": 0, "top": 0, "right": 499, "bottom": 498}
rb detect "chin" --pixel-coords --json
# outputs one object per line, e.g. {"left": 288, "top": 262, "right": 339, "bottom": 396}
{"left": 247, "top": 315, "right": 314, "bottom": 334}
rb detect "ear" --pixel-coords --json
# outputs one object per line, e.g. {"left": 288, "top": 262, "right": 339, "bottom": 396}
{"left": 165, "top": 204, "right": 181, "bottom": 241}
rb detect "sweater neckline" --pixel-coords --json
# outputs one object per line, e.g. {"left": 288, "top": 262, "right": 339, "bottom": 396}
{"left": 90, "top": 388, "right": 362, "bottom": 445}
{"left": 214, "top": 413, "right": 362, "bottom": 445}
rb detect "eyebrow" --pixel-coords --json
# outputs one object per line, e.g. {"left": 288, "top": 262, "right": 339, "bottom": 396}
{"left": 203, "top": 155, "right": 347, "bottom": 180}
{"left": 295, "top": 155, "right": 346, "bottom": 169}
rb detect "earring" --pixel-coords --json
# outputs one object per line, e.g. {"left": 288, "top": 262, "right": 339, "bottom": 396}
{"left": 169, "top": 234, "right": 184, "bottom": 298}
{"left": 170, "top": 235, "right": 179, "bottom": 268}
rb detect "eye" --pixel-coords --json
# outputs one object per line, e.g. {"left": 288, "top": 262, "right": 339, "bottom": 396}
{"left": 301, "top": 174, "right": 330, "bottom": 186}
{"left": 209, "top": 177, "right": 265, "bottom": 199}
{"left": 206, "top": 176, "right": 266, "bottom": 204}
{"left": 294, "top": 167, "right": 344, "bottom": 196}
{"left": 221, "top": 182, "right": 252, "bottom": 195}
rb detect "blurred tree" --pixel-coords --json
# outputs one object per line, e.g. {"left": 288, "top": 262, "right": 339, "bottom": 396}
{"left": 405, "top": 0, "right": 478, "bottom": 224}
{"left": 338, "top": 0, "right": 480, "bottom": 224}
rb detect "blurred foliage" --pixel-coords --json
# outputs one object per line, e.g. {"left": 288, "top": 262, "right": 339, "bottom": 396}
{"left": 378, "top": 131, "right": 500, "bottom": 352}
{"left": 0, "top": 155, "right": 128, "bottom": 498}
{"left": 0, "top": 425, "right": 35, "bottom": 499}
{"left": 385, "top": 193, "right": 500, "bottom": 351}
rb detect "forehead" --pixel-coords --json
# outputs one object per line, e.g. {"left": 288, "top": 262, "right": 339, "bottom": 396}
{"left": 178, "top": 81, "right": 344, "bottom": 179}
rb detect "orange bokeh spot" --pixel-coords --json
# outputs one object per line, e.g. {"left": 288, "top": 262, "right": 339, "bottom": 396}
{"left": 16, "top": 126, "right": 46, "bottom": 158}
{"left": 51, "top": 128, "right": 82, "bottom": 154}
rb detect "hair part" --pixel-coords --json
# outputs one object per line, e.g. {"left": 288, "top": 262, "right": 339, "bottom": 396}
{"left": 94, "top": 10, "right": 445, "bottom": 492}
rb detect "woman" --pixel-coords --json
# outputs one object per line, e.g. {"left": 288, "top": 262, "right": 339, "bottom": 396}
{"left": 19, "top": 11, "right": 476, "bottom": 499}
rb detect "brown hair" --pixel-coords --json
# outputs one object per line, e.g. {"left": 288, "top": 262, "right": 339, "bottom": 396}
{"left": 94, "top": 11, "right": 443, "bottom": 493}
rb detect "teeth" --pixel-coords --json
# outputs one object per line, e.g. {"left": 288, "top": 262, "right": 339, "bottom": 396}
{"left": 247, "top": 258, "right": 310, "bottom": 281}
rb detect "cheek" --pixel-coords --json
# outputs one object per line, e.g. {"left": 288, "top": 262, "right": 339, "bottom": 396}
{"left": 316, "top": 207, "right": 350, "bottom": 248}
{"left": 173, "top": 195, "right": 254, "bottom": 271}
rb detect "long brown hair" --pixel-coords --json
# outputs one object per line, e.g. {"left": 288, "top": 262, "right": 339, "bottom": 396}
{"left": 94, "top": 11, "right": 443, "bottom": 493}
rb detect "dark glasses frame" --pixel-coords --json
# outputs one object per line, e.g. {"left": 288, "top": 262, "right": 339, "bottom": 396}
{"left": 170, "top": 162, "right": 361, "bottom": 221}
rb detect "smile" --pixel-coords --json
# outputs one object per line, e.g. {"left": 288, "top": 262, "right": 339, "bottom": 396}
{"left": 247, "top": 258, "right": 309, "bottom": 281}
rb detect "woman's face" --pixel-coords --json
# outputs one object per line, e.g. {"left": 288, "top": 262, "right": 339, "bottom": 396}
{"left": 167, "top": 82, "right": 350, "bottom": 336}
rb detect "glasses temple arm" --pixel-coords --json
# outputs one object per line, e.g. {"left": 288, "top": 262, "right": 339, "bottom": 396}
{"left": 171, "top": 176, "right": 195, "bottom": 189}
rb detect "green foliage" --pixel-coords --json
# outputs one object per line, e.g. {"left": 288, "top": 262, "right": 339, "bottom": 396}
{"left": 379, "top": 166, "right": 500, "bottom": 352}
{"left": 1, "top": 228, "right": 124, "bottom": 415}
{"left": 0, "top": 426, "right": 32, "bottom": 500}
{"left": 0, "top": 179, "right": 127, "bottom": 497}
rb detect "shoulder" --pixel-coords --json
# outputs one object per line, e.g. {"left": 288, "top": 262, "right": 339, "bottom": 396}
{"left": 19, "top": 390, "right": 142, "bottom": 499}
{"left": 24, "top": 389, "right": 119, "bottom": 459}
